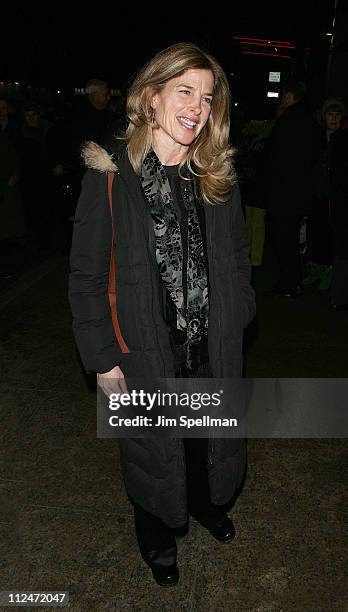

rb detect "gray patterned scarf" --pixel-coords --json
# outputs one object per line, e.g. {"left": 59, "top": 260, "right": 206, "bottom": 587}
{"left": 141, "top": 150, "right": 208, "bottom": 371}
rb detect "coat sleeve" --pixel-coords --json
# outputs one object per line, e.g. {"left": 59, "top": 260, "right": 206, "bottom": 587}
{"left": 230, "top": 184, "right": 256, "bottom": 328}
{"left": 68, "top": 169, "right": 122, "bottom": 373}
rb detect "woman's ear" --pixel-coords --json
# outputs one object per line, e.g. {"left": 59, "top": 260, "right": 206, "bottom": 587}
{"left": 151, "top": 94, "right": 158, "bottom": 110}
{"left": 145, "top": 86, "right": 157, "bottom": 110}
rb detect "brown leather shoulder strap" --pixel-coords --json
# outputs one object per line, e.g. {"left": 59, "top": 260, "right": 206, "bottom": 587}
{"left": 107, "top": 172, "right": 130, "bottom": 353}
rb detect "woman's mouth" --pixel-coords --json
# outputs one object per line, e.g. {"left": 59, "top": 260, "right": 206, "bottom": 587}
{"left": 177, "top": 116, "right": 198, "bottom": 130}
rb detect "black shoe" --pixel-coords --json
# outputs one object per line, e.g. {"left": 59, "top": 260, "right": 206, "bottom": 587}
{"left": 150, "top": 562, "right": 179, "bottom": 587}
{"left": 141, "top": 547, "right": 179, "bottom": 587}
{"left": 197, "top": 514, "right": 236, "bottom": 543}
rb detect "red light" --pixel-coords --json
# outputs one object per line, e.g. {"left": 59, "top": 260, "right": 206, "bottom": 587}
{"left": 233, "top": 40, "right": 295, "bottom": 50}
{"left": 242, "top": 51, "right": 292, "bottom": 59}
{"left": 232, "top": 36, "right": 295, "bottom": 48}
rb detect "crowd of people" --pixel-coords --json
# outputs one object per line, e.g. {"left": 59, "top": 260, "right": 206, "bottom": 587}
{"left": 236, "top": 81, "right": 348, "bottom": 310}
{"left": 0, "top": 80, "right": 125, "bottom": 264}
{"left": 0, "top": 72, "right": 347, "bottom": 307}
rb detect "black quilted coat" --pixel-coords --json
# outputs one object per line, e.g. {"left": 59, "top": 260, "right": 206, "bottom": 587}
{"left": 69, "top": 142, "right": 256, "bottom": 527}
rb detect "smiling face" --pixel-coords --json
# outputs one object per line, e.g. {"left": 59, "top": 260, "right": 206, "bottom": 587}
{"left": 150, "top": 68, "right": 214, "bottom": 164}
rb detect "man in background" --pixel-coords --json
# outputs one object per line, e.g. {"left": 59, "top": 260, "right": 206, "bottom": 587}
{"left": 263, "top": 79, "right": 321, "bottom": 297}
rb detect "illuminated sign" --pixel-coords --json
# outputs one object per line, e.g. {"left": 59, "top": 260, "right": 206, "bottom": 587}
{"left": 269, "top": 72, "right": 281, "bottom": 82}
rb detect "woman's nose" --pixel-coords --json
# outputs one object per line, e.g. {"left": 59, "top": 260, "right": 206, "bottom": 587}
{"left": 189, "top": 98, "right": 202, "bottom": 114}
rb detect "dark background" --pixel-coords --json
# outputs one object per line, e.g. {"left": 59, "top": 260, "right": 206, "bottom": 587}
{"left": 1, "top": 1, "right": 346, "bottom": 117}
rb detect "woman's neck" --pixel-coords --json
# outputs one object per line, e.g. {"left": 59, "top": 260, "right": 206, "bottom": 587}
{"left": 153, "top": 147, "right": 185, "bottom": 166}
{"left": 152, "top": 134, "right": 187, "bottom": 166}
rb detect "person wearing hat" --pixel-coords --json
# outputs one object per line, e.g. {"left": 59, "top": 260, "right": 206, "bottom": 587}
{"left": 304, "top": 98, "right": 345, "bottom": 290}
{"left": 322, "top": 98, "right": 345, "bottom": 136}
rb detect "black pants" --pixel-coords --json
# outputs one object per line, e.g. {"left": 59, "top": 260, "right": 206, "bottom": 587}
{"left": 272, "top": 214, "right": 303, "bottom": 291}
{"left": 132, "top": 438, "right": 225, "bottom": 560}
{"left": 133, "top": 345, "right": 222, "bottom": 563}
{"left": 308, "top": 198, "right": 332, "bottom": 265}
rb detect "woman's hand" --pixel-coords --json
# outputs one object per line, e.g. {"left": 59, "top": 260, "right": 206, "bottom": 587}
{"left": 97, "top": 365, "right": 128, "bottom": 398}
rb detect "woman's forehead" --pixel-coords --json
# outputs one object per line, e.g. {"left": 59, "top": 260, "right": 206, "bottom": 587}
{"left": 167, "top": 68, "right": 214, "bottom": 88}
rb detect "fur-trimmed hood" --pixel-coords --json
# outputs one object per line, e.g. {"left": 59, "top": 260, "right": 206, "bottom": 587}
{"left": 81, "top": 141, "right": 118, "bottom": 173}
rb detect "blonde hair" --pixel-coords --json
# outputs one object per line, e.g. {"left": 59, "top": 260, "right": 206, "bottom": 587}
{"left": 125, "top": 42, "right": 236, "bottom": 204}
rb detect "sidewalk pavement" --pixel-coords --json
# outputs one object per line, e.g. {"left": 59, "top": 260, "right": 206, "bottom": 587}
{"left": 0, "top": 255, "right": 347, "bottom": 611}
{"left": 0, "top": 239, "right": 61, "bottom": 301}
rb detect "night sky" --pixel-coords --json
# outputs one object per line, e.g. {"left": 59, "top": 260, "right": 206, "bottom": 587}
{"left": 2, "top": 2, "right": 334, "bottom": 88}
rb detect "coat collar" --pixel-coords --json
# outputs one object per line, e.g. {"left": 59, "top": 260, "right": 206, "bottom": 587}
{"left": 81, "top": 140, "right": 120, "bottom": 173}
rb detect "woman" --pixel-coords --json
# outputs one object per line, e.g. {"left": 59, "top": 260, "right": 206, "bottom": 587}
{"left": 69, "top": 42, "right": 255, "bottom": 587}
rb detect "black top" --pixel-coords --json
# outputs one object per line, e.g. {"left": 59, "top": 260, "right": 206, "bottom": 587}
{"left": 164, "top": 164, "right": 189, "bottom": 317}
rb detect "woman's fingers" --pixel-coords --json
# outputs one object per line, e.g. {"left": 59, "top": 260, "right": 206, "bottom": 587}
{"left": 97, "top": 371, "right": 128, "bottom": 398}
{"left": 119, "top": 376, "right": 128, "bottom": 394}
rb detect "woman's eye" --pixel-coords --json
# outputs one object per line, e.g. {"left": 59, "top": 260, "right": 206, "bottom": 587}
{"left": 180, "top": 89, "right": 191, "bottom": 95}
{"left": 203, "top": 97, "right": 212, "bottom": 105}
